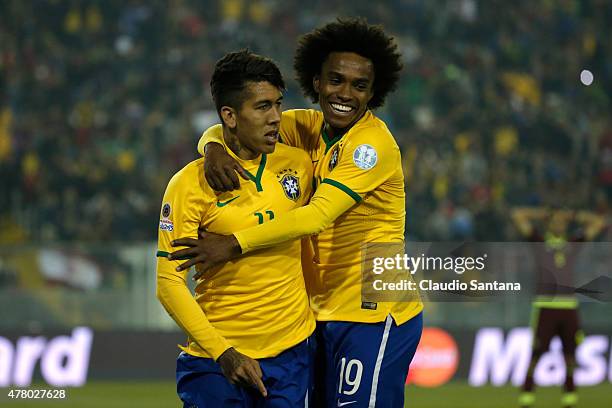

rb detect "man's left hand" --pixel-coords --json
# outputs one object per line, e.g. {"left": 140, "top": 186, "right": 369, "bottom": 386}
{"left": 169, "top": 231, "right": 241, "bottom": 278}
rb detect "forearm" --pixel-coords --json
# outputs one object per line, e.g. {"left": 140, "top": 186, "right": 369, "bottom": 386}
{"left": 235, "top": 183, "right": 355, "bottom": 253}
{"left": 156, "top": 273, "right": 231, "bottom": 360}
{"left": 236, "top": 205, "right": 327, "bottom": 253}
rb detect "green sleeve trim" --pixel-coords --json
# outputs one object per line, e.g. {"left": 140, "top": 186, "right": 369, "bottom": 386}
{"left": 156, "top": 250, "right": 192, "bottom": 260}
{"left": 321, "top": 178, "right": 362, "bottom": 203}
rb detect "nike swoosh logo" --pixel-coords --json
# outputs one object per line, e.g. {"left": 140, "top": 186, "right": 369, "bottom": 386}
{"left": 216, "top": 196, "right": 240, "bottom": 207}
{"left": 337, "top": 401, "right": 357, "bottom": 407}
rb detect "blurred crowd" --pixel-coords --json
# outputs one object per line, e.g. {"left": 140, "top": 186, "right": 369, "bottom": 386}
{"left": 1, "top": 0, "right": 611, "bottom": 243}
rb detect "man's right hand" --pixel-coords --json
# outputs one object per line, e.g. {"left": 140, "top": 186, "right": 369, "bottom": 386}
{"left": 217, "top": 347, "right": 267, "bottom": 397}
{"left": 204, "top": 143, "right": 250, "bottom": 192}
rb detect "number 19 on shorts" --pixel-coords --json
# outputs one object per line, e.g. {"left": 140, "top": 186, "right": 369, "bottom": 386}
{"left": 338, "top": 358, "right": 363, "bottom": 395}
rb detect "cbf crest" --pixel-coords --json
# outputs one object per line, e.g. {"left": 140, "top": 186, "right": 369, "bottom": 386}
{"left": 328, "top": 145, "right": 340, "bottom": 171}
{"left": 277, "top": 169, "right": 301, "bottom": 201}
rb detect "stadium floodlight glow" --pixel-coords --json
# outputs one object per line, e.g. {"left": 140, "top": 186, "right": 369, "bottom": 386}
{"left": 580, "top": 69, "right": 594, "bottom": 86}
{"left": 0, "top": 327, "right": 93, "bottom": 387}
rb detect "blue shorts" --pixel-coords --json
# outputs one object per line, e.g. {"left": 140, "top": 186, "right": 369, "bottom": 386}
{"left": 313, "top": 313, "right": 423, "bottom": 408}
{"left": 176, "top": 337, "right": 313, "bottom": 408}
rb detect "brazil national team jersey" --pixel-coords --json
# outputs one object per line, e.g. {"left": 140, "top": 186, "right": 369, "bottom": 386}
{"left": 279, "top": 109, "right": 423, "bottom": 325}
{"left": 198, "top": 109, "right": 423, "bottom": 326}
{"left": 156, "top": 141, "right": 315, "bottom": 360}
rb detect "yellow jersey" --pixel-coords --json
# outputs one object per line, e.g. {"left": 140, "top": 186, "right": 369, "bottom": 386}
{"left": 156, "top": 141, "right": 315, "bottom": 360}
{"left": 198, "top": 109, "right": 423, "bottom": 325}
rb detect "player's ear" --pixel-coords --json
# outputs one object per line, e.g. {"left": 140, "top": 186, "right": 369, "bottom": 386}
{"left": 313, "top": 75, "right": 321, "bottom": 94}
{"left": 220, "top": 106, "right": 237, "bottom": 129}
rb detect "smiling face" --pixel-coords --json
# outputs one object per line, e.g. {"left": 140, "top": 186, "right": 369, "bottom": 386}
{"left": 313, "top": 52, "right": 374, "bottom": 137}
{"left": 220, "top": 81, "right": 283, "bottom": 159}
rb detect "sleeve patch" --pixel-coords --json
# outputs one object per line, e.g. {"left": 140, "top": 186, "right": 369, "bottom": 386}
{"left": 162, "top": 203, "right": 172, "bottom": 218}
{"left": 159, "top": 219, "right": 174, "bottom": 231}
{"left": 159, "top": 202, "right": 174, "bottom": 231}
{"left": 352, "top": 144, "right": 378, "bottom": 170}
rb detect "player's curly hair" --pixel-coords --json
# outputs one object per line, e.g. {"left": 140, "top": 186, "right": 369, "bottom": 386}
{"left": 211, "top": 49, "right": 285, "bottom": 117}
{"left": 294, "top": 18, "right": 403, "bottom": 109}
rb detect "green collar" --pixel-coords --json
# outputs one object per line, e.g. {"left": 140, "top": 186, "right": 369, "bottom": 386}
{"left": 322, "top": 127, "right": 343, "bottom": 153}
{"left": 243, "top": 153, "right": 267, "bottom": 192}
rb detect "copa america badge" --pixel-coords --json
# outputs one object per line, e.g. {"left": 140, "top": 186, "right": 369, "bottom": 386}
{"left": 353, "top": 144, "right": 377, "bottom": 170}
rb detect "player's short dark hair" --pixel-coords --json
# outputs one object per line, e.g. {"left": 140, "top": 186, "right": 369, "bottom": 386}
{"left": 211, "top": 49, "right": 285, "bottom": 117}
{"left": 294, "top": 18, "right": 403, "bottom": 109}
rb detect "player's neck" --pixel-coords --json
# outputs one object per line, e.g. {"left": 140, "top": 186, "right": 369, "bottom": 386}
{"left": 324, "top": 123, "right": 348, "bottom": 140}
{"left": 324, "top": 111, "right": 367, "bottom": 139}
{"left": 223, "top": 129, "right": 260, "bottom": 161}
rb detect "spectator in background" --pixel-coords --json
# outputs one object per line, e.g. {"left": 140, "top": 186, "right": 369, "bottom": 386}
{"left": 0, "top": 0, "right": 610, "bottom": 243}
